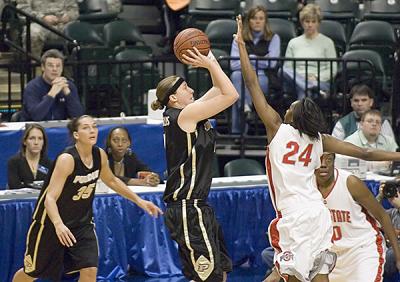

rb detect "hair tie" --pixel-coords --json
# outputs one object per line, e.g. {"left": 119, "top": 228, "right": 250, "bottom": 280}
{"left": 160, "top": 77, "right": 185, "bottom": 106}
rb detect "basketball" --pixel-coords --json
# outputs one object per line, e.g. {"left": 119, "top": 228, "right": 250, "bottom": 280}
{"left": 173, "top": 28, "right": 210, "bottom": 63}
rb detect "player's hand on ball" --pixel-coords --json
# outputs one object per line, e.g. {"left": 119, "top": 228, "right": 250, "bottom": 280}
{"left": 182, "top": 47, "right": 212, "bottom": 69}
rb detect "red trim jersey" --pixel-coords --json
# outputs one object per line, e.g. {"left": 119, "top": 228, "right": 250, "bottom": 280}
{"left": 266, "top": 123, "right": 324, "bottom": 213}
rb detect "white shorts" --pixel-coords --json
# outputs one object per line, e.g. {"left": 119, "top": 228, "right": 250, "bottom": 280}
{"left": 268, "top": 204, "right": 333, "bottom": 282}
{"left": 330, "top": 239, "right": 386, "bottom": 282}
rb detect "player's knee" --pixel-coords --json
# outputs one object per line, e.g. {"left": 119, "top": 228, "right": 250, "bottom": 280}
{"left": 79, "top": 267, "right": 97, "bottom": 281}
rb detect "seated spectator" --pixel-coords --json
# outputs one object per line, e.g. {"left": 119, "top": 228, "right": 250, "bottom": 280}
{"left": 332, "top": 84, "right": 395, "bottom": 140}
{"left": 20, "top": 49, "right": 84, "bottom": 121}
{"left": 230, "top": 5, "right": 280, "bottom": 134}
{"left": 283, "top": 3, "right": 337, "bottom": 99}
{"left": 106, "top": 126, "right": 160, "bottom": 186}
{"left": 7, "top": 123, "right": 52, "bottom": 189}
{"left": 376, "top": 182, "right": 400, "bottom": 279}
{"left": 16, "top": 0, "right": 79, "bottom": 58}
{"left": 345, "top": 109, "right": 398, "bottom": 172}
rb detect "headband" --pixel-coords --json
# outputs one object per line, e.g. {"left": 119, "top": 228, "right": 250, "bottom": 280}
{"left": 159, "top": 77, "right": 185, "bottom": 107}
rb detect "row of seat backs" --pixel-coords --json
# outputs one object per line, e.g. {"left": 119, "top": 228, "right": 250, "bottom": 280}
{"left": 64, "top": 19, "right": 149, "bottom": 52}
{"left": 77, "top": 0, "right": 122, "bottom": 24}
{"left": 205, "top": 18, "right": 395, "bottom": 75}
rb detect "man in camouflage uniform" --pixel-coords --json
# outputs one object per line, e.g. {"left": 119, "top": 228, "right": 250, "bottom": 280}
{"left": 16, "top": 0, "right": 79, "bottom": 58}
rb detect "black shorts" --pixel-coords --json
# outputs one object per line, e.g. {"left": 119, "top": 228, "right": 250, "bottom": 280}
{"left": 165, "top": 199, "right": 232, "bottom": 282}
{"left": 23, "top": 221, "right": 98, "bottom": 281}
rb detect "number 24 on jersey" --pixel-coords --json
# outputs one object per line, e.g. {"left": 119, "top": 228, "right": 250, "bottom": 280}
{"left": 282, "top": 141, "right": 314, "bottom": 167}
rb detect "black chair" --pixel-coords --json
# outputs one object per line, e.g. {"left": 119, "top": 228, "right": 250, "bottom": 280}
{"left": 78, "top": 0, "right": 120, "bottom": 24}
{"left": 319, "top": 20, "right": 347, "bottom": 56}
{"left": 64, "top": 21, "right": 105, "bottom": 46}
{"left": 268, "top": 18, "right": 297, "bottom": 57}
{"left": 114, "top": 49, "right": 160, "bottom": 115}
{"left": 185, "top": 0, "right": 240, "bottom": 30}
{"left": 205, "top": 19, "right": 236, "bottom": 54}
{"left": 103, "top": 19, "right": 152, "bottom": 55}
{"left": 348, "top": 20, "right": 396, "bottom": 78}
{"left": 224, "top": 158, "right": 265, "bottom": 177}
{"left": 187, "top": 48, "right": 229, "bottom": 98}
{"left": 337, "top": 49, "right": 387, "bottom": 104}
{"left": 363, "top": 0, "right": 400, "bottom": 25}
{"left": 314, "top": 0, "right": 358, "bottom": 39}
{"left": 245, "top": 0, "right": 298, "bottom": 20}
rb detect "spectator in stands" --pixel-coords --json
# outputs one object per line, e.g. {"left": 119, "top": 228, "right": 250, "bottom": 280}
{"left": 283, "top": 3, "right": 337, "bottom": 99}
{"left": 7, "top": 123, "right": 52, "bottom": 189}
{"left": 345, "top": 109, "right": 398, "bottom": 173}
{"left": 16, "top": 0, "right": 79, "bottom": 58}
{"left": 376, "top": 182, "right": 400, "bottom": 279}
{"left": 106, "top": 126, "right": 160, "bottom": 187}
{"left": 20, "top": 49, "right": 84, "bottom": 121}
{"left": 230, "top": 5, "right": 280, "bottom": 134}
{"left": 332, "top": 84, "right": 395, "bottom": 140}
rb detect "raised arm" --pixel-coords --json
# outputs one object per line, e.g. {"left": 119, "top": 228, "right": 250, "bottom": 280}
{"left": 178, "top": 48, "right": 239, "bottom": 132}
{"left": 347, "top": 175, "right": 400, "bottom": 271}
{"left": 235, "top": 15, "right": 282, "bottom": 141}
{"left": 323, "top": 134, "right": 400, "bottom": 161}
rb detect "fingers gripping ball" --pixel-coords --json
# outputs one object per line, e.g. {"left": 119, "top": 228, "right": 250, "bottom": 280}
{"left": 173, "top": 28, "right": 210, "bottom": 63}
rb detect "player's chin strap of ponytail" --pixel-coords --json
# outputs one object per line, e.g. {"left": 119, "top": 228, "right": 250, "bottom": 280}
{"left": 159, "top": 77, "right": 185, "bottom": 107}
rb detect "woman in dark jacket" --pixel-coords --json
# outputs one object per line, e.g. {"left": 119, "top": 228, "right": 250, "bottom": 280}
{"left": 7, "top": 123, "right": 52, "bottom": 189}
{"left": 105, "top": 126, "right": 160, "bottom": 186}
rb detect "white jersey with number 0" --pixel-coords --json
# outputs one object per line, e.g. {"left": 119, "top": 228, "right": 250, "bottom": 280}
{"left": 324, "top": 168, "right": 383, "bottom": 250}
{"left": 324, "top": 168, "right": 385, "bottom": 282}
{"left": 266, "top": 123, "right": 324, "bottom": 212}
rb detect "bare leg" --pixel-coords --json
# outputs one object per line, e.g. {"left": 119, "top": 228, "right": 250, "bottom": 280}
{"left": 311, "top": 274, "right": 329, "bottom": 282}
{"left": 78, "top": 267, "right": 97, "bottom": 282}
{"left": 12, "top": 268, "right": 35, "bottom": 282}
{"left": 287, "top": 276, "right": 301, "bottom": 282}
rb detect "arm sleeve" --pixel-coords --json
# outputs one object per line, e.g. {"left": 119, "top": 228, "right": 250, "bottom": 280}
{"left": 23, "top": 85, "right": 55, "bottom": 121}
{"left": 319, "top": 38, "right": 337, "bottom": 82}
{"left": 7, "top": 156, "right": 23, "bottom": 189}
{"left": 230, "top": 39, "right": 241, "bottom": 71}
{"left": 331, "top": 121, "right": 345, "bottom": 140}
{"left": 65, "top": 82, "right": 84, "bottom": 118}
{"left": 130, "top": 153, "right": 151, "bottom": 173}
{"left": 283, "top": 39, "right": 294, "bottom": 71}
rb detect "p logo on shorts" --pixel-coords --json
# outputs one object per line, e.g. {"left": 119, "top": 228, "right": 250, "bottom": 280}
{"left": 195, "top": 255, "right": 214, "bottom": 281}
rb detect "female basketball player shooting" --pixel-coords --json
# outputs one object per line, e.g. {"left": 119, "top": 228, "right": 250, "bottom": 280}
{"left": 151, "top": 48, "right": 239, "bottom": 282}
{"left": 235, "top": 15, "right": 400, "bottom": 282}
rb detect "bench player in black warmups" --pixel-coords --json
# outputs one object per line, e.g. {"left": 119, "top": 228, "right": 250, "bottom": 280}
{"left": 151, "top": 48, "right": 239, "bottom": 282}
{"left": 12, "top": 115, "right": 162, "bottom": 282}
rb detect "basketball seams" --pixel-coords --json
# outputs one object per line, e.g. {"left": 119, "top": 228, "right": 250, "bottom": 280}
{"left": 174, "top": 28, "right": 210, "bottom": 63}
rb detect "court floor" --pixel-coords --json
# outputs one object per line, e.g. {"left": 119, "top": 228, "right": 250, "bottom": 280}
{"left": 122, "top": 265, "right": 266, "bottom": 282}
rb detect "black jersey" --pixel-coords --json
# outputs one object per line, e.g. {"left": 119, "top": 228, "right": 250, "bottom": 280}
{"left": 32, "top": 146, "right": 102, "bottom": 228}
{"left": 163, "top": 108, "right": 215, "bottom": 202}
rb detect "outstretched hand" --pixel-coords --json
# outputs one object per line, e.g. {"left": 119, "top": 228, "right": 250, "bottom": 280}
{"left": 139, "top": 199, "right": 163, "bottom": 218}
{"left": 233, "top": 15, "right": 245, "bottom": 46}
